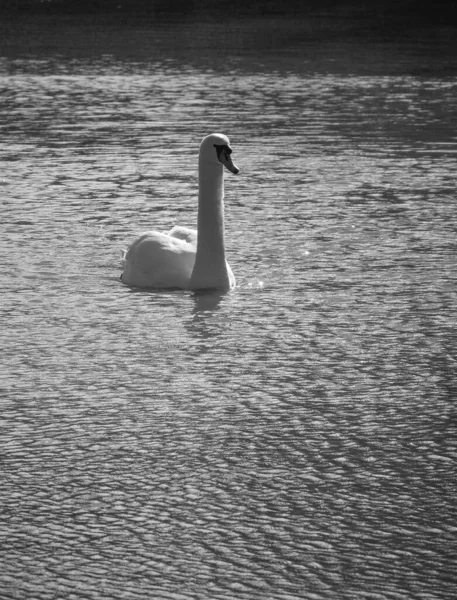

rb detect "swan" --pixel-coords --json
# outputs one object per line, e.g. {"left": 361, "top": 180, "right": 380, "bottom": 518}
{"left": 121, "top": 133, "right": 240, "bottom": 291}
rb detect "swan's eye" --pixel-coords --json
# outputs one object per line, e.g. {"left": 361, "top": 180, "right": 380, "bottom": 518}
{"left": 214, "top": 144, "right": 232, "bottom": 158}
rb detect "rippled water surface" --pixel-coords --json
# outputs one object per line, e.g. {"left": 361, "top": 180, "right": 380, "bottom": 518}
{"left": 1, "top": 14, "right": 457, "bottom": 600}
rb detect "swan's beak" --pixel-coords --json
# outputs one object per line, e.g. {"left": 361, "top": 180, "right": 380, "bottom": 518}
{"left": 219, "top": 151, "right": 240, "bottom": 175}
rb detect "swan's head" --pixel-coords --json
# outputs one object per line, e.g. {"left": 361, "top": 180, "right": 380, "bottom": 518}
{"left": 200, "top": 133, "right": 240, "bottom": 175}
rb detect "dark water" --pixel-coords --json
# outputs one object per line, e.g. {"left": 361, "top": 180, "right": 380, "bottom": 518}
{"left": 1, "top": 12, "right": 457, "bottom": 600}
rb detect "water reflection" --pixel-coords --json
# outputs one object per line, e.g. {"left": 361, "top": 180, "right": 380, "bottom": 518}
{"left": 192, "top": 290, "right": 225, "bottom": 314}
{"left": 1, "top": 10, "right": 457, "bottom": 75}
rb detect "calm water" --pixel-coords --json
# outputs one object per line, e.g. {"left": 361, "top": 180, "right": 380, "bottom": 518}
{"left": 1, "top": 13, "right": 457, "bottom": 600}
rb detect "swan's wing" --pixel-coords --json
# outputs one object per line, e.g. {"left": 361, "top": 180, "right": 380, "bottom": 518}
{"left": 122, "top": 231, "right": 195, "bottom": 289}
{"left": 168, "top": 225, "right": 197, "bottom": 247}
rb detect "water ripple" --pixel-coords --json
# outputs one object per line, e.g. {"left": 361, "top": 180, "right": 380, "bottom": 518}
{"left": 1, "top": 30, "right": 456, "bottom": 600}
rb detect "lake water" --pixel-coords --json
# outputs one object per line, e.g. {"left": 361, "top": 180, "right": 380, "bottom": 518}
{"left": 1, "top": 12, "right": 456, "bottom": 600}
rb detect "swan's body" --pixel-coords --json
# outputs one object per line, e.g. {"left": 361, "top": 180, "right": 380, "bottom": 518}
{"left": 121, "top": 134, "right": 239, "bottom": 290}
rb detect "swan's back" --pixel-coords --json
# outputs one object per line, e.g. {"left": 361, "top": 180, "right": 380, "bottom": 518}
{"left": 122, "top": 231, "right": 196, "bottom": 289}
{"left": 168, "top": 225, "right": 198, "bottom": 246}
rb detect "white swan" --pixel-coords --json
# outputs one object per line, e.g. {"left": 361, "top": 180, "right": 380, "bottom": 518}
{"left": 121, "top": 133, "right": 239, "bottom": 290}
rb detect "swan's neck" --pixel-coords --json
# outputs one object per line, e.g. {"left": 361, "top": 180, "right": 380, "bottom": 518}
{"left": 189, "top": 160, "right": 230, "bottom": 290}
